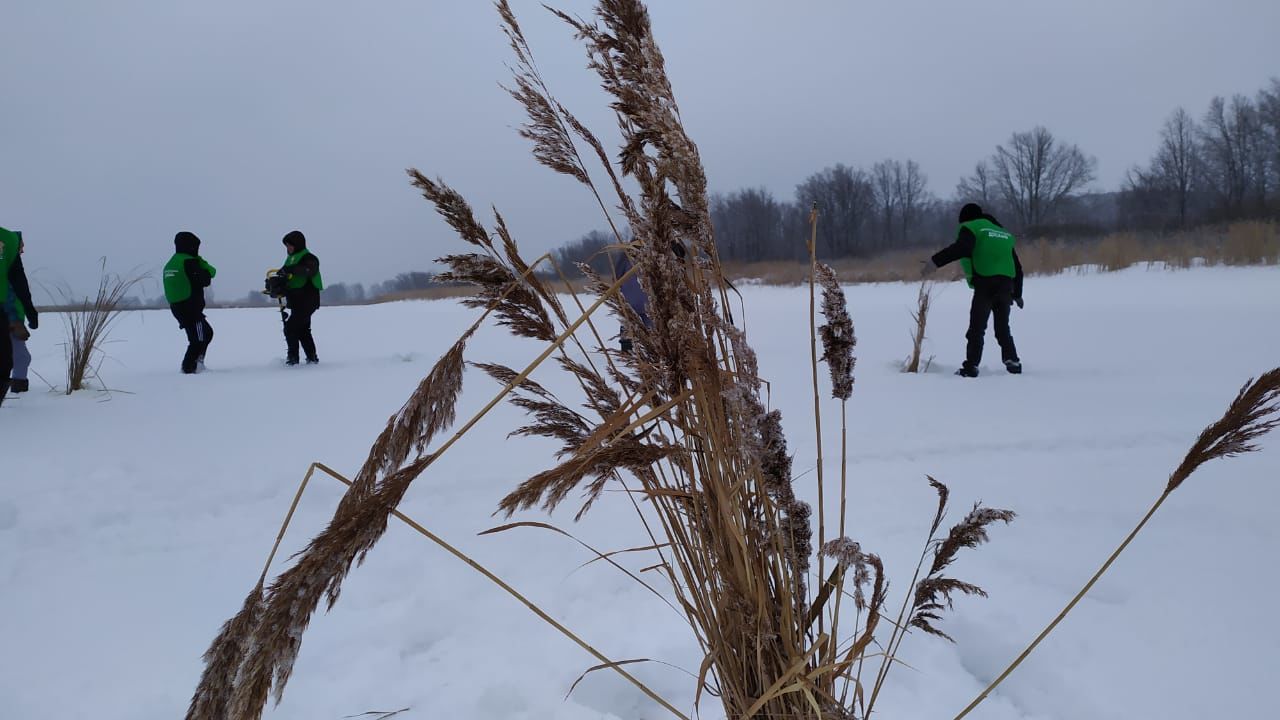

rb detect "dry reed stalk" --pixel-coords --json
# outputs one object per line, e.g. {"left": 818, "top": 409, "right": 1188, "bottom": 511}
{"left": 806, "top": 203, "right": 829, "bottom": 627}
{"left": 953, "top": 368, "right": 1280, "bottom": 719}
{"left": 814, "top": 262, "right": 856, "bottom": 673}
{"left": 815, "top": 263, "right": 855, "bottom": 403}
{"left": 903, "top": 280, "right": 934, "bottom": 373}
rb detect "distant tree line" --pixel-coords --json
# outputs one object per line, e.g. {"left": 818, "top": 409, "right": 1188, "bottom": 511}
{"left": 712, "top": 157, "right": 950, "bottom": 262}
{"left": 553, "top": 133, "right": 1104, "bottom": 265}
{"left": 546, "top": 76, "right": 1278, "bottom": 265}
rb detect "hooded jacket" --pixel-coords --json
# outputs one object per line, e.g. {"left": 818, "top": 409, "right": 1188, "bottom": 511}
{"left": 164, "top": 231, "right": 216, "bottom": 325}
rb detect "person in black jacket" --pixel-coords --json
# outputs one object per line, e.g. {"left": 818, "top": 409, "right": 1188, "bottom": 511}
{"left": 922, "top": 203, "right": 1024, "bottom": 377}
{"left": 6, "top": 231, "right": 39, "bottom": 394}
{"left": 1, "top": 228, "right": 38, "bottom": 405}
{"left": 162, "top": 231, "right": 217, "bottom": 374}
{"left": 275, "top": 230, "right": 322, "bottom": 365}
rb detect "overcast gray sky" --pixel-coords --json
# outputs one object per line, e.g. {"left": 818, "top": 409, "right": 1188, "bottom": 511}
{"left": 2, "top": 0, "right": 1277, "bottom": 301}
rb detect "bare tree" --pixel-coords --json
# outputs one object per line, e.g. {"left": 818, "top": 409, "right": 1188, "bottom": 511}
{"left": 868, "top": 159, "right": 931, "bottom": 247}
{"left": 710, "top": 188, "right": 792, "bottom": 262}
{"left": 1260, "top": 79, "right": 1280, "bottom": 207}
{"left": 1238, "top": 97, "right": 1271, "bottom": 210}
{"left": 553, "top": 229, "right": 614, "bottom": 274}
{"left": 1119, "top": 165, "right": 1164, "bottom": 228}
{"left": 795, "top": 164, "right": 875, "bottom": 257}
{"left": 987, "top": 126, "right": 1097, "bottom": 228}
{"left": 956, "top": 161, "right": 999, "bottom": 214}
{"left": 1155, "top": 107, "right": 1202, "bottom": 227}
{"left": 870, "top": 160, "right": 898, "bottom": 248}
{"left": 1201, "top": 95, "right": 1252, "bottom": 214}
{"left": 895, "top": 159, "right": 930, "bottom": 241}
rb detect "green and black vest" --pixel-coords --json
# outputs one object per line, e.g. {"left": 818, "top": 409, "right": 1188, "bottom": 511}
{"left": 163, "top": 253, "right": 217, "bottom": 303}
{"left": 0, "top": 227, "right": 18, "bottom": 300}
{"left": 283, "top": 249, "right": 323, "bottom": 290}
{"left": 958, "top": 218, "right": 1016, "bottom": 287}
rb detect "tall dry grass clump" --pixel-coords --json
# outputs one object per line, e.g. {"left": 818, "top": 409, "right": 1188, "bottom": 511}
{"left": 186, "top": 3, "right": 1014, "bottom": 719}
{"left": 1221, "top": 220, "right": 1279, "bottom": 265}
{"left": 1093, "top": 232, "right": 1145, "bottom": 272}
{"left": 58, "top": 261, "right": 145, "bottom": 393}
{"left": 902, "top": 280, "right": 935, "bottom": 373}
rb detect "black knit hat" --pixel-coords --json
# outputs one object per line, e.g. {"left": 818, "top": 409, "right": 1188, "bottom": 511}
{"left": 958, "top": 203, "right": 984, "bottom": 223}
{"left": 174, "top": 231, "right": 200, "bottom": 255}
{"left": 282, "top": 230, "right": 306, "bottom": 250}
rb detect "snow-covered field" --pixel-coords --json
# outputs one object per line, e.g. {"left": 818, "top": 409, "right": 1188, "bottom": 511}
{"left": 2, "top": 266, "right": 1278, "bottom": 719}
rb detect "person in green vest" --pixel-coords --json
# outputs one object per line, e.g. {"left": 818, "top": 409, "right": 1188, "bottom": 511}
{"left": 0, "top": 227, "right": 38, "bottom": 405}
{"left": 921, "top": 202, "right": 1024, "bottom": 377}
{"left": 5, "top": 231, "right": 39, "bottom": 395}
{"left": 163, "top": 231, "right": 217, "bottom": 374}
{"left": 273, "top": 229, "right": 322, "bottom": 365}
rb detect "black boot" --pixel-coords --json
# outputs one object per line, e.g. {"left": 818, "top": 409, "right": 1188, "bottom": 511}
{"left": 11, "top": 378, "right": 29, "bottom": 393}
{"left": 300, "top": 334, "right": 318, "bottom": 364}
{"left": 0, "top": 379, "right": 9, "bottom": 407}
{"left": 1004, "top": 359, "right": 1023, "bottom": 374}
{"left": 955, "top": 363, "right": 980, "bottom": 378}
{"left": 285, "top": 333, "right": 300, "bottom": 367}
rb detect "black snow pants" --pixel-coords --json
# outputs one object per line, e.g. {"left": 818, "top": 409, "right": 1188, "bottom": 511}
{"left": 179, "top": 315, "right": 214, "bottom": 374}
{"left": 965, "top": 275, "right": 1019, "bottom": 369}
{"left": 284, "top": 305, "right": 318, "bottom": 362}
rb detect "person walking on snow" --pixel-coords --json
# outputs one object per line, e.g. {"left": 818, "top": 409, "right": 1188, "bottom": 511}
{"left": 0, "top": 227, "right": 38, "bottom": 405}
{"left": 163, "top": 231, "right": 217, "bottom": 374}
{"left": 5, "top": 231, "right": 39, "bottom": 395}
{"left": 921, "top": 202, "right": 1023, "bottom": 378}
{"left": 274, "top": 230, "right": 322, "bottom": 366}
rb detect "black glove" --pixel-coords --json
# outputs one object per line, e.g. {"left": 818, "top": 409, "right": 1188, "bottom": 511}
{"left": 1014, "top": 297, "right": 1024, "bottom": 309}
{"left": 27, "top": 310, "right": 38, "bottom": 329}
